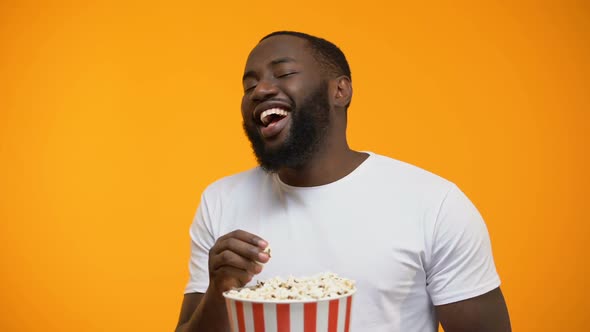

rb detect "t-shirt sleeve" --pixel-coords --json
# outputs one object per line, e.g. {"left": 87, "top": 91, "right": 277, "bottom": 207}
{"left": 184, "top": 192, "right": 216, "bottom": 294}
{"left": 426, "top": 184, "right": 501, "bottom": 305}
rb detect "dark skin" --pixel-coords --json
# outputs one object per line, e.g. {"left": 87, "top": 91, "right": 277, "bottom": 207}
{"left": 175, "top": 35, "right": 511, "bottom": 331}
{"left": 176, "top": 230, "right": 269, "bottom": 332}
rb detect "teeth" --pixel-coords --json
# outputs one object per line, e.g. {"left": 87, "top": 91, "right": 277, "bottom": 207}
{"left": 260, "top": 108, "right": 288, "bottom": 125}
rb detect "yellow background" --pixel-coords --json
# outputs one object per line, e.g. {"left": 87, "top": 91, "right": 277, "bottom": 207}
{"left": 1, "top": 1, "right": 588, "bottom": 331}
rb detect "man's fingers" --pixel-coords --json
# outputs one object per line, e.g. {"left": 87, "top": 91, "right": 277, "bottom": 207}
{"left": 212, "top": 266, "right": 254, "bottom": 291}
{"left": 211, "top": 230, "right": 270, "bottom": 264}
{"left": 207, "top": 230, "right": 272, "bottom": 296}
{"left": 210, "top": 249, "right": 264, "bottom": 275}
{"left": 217, "top": 229, "right": 267, "bottom": 249}
{"left": 207, "top": 229, "right": 270, "bottom": 294}
{"left": 211, "top": 237, "right": 263, "bottom": 263}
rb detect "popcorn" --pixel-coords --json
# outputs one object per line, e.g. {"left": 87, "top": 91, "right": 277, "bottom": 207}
{"left": 225, "top": 272, "right": 356, "bottom": 301}
{"left": 263, "top": 245, "right": 271, "bottom": 257}
{"left": 256, "top": 245, "right": 272, "bottom": 266}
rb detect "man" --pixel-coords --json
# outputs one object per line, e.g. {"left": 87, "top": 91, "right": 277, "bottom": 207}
{"left": 175, "top": 31, "right": 511, "bottom": 331}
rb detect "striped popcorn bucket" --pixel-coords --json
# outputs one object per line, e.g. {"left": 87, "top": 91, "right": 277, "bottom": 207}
{"left": 223, "top": 291, "right": 355, "bottom": 332}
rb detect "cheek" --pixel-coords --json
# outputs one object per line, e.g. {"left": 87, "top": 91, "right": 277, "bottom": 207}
{"left": 240, "top": 96, "right": 250, "bottom": 119}
{"left": 281, "top": 78, "right": 316, "bottom": 106}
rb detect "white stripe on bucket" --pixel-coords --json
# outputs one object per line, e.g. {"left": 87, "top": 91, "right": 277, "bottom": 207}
{"left": 264, "top": 303, "right": 277, "bottom": 332}
{"left": 228, "top": 299, "right": 239, "bottom": 332}
{"left": 316, "top": 300, "right": 329, "bottom": 331}
{"left": 243, "top": 302, "right": 254, "bottom": 332}
{"left": 337, "top": 297, "right": 347, "bottom": 332}
{"left": 290, "top": 302, "right": 304, "bottom": 332}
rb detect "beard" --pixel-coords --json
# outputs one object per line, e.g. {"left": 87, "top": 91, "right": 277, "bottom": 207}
{"left": 243, "top": 82, "right": 331, "bottom": 173}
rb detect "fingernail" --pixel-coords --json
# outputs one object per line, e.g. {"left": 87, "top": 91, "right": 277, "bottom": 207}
{"left": 258, "top": 240, "right": 268, "bottom": 248}
{"left": 258, "top": 252, "right": 269, "bottom": 261}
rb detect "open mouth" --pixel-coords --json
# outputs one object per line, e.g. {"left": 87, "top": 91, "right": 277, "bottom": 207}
{"left": 260, "top": 108, "right": 289, "bottom": 126}
{"left": 257, "top": 107, "right": 291, "bottom": 139}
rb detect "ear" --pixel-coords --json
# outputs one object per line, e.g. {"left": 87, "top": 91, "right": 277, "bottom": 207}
{"left": 331, "top": 76, "right": 352, "bottom": 109}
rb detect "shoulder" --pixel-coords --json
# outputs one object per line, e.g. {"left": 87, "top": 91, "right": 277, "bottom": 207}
{"left": 195, "top": 167, "right": 269, "bottom": 221}
{"left": 364, "top": 152, "right": 455, "bottom": 197}
{"left": 369, "top": 154, "right": 485, "bottom": 229}
{"left": 202, "top": 166, "right": 269, "bottom": 198}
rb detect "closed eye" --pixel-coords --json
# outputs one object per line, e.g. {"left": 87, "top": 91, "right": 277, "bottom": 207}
{"left": 277, "top": 72, "right": 298, "bottom": 78}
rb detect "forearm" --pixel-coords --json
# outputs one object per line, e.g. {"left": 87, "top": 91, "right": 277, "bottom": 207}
{"left": 176, "top": 290, "right": 230, "bottom": 332}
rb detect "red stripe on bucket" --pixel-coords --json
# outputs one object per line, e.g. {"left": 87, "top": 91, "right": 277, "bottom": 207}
{"left": 344, "top": 296, "right": 352, "bottom": 332}
{"left": 328, "top": 299, "right": 339, "bottom": 332}
{"left": 304, "top": 302, "right": 317, "bottom": 332}
{"left": 276, "top": 303, "right": 290, "bottom": 332}
{"left": 252, "top": 303, "right": 265, "bottom": 332}
{"left": 235, "top": 301, "right": 246, "bottom": 332}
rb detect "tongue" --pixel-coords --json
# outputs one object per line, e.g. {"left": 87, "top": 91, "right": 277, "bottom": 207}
{"left": 261, "top": 114, "right": 289, "bottom": 138}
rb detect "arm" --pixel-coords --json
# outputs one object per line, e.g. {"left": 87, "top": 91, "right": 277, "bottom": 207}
{"left": 175, "top": 293, "right": 206, "bottom": 332}
{"left": 427, "top": 185, "right": 510, "bottom": 331}
{"left": 175, "top": 292, "right": 228, "bottom": 332}
{"left": 175, "top": 230, "right": 270, "bottom": 332}
{"left": 436, "top": 287, "right": 511, "bottom": 332}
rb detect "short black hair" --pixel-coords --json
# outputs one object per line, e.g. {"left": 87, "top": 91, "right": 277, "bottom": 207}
{"left": 260, "top": 31, "right": 352, "bottom": 82}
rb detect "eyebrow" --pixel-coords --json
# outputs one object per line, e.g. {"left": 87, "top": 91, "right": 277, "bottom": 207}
{"left": 242, "top": 57, "right": 297, "bottom": 82}
{"left": 270, "top": 57, "right": 296, "bottom": 66}
{"left": 242, "top": 70, "right": 256, "bottom": 82}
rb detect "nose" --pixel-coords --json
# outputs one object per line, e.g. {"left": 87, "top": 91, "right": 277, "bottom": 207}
{"left": 250, "top": 78, "right": 279, "bottom": 101}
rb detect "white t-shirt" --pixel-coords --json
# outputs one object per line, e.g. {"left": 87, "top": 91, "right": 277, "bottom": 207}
{"left": 185, "top": 152, "right": 500, "bottom": 331}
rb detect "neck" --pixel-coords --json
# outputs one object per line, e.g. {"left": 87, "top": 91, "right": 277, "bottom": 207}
{"left": 276, "top": 138, "right": 369, "bottom": 187}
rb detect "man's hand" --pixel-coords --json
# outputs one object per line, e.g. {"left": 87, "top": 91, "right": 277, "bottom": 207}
{"left": 208, "top": 229, "right": 270, "bottom": 295}
{"left": 175, "top": 230, "right": 270, "bottom": 332}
